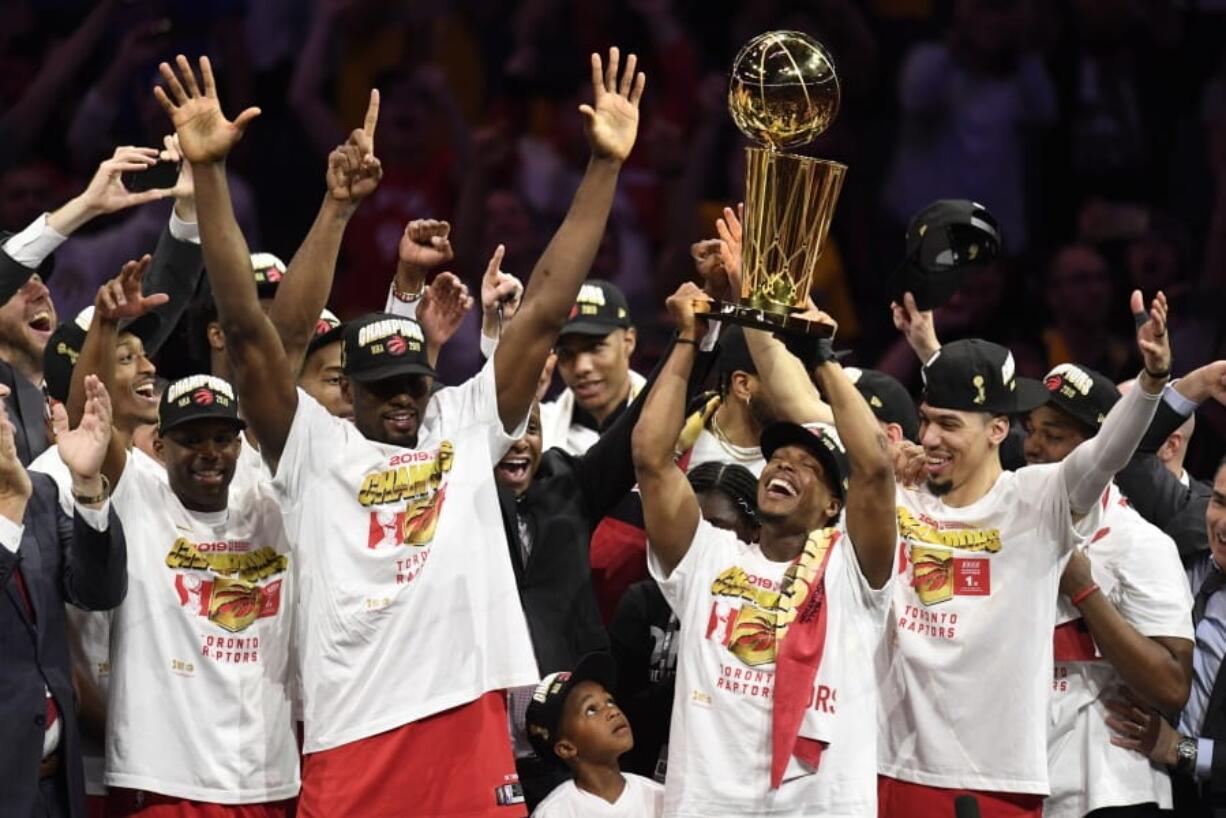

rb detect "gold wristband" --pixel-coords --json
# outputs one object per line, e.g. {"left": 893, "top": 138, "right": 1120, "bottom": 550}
{"left": 72, "top": 474, "right": 110, "bottom": 506}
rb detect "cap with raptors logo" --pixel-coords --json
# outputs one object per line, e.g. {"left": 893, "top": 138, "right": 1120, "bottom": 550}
{"left": 921, "top": 339, "right": 1048, "bottom": 415}
{"left": 525, "top": 652, "right": 618, "bottom": 764}
{"left": 760, "top": 421, "right": 850, "bottom": 500}
{"left": 158, "top": 375, "right": 246, "bottom": 434}
{"left": 342, "top": 313, "right": 436, "bottom": 382}
{"left": 1040, "top": 362, "right": 1119, "bottom": 430}
{"left": 307, "top": 308, "right": 345, "bottom": 357}
{"left": 560, "top": 280, "right": 632, "bottom": 337}
{"left": 251, "top": 252, "right": 287, "bottom": 299}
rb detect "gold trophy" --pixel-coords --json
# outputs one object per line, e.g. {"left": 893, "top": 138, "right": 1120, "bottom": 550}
{"left": 702, "top": 31, "right": 846, "bottom": 337}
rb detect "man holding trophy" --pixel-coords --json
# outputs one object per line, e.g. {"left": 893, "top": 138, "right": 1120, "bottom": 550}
{"left": 634, "top": 32, "right": 900, "bottom": 816}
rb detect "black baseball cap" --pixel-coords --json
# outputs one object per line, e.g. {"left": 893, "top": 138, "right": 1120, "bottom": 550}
{"left": 0, "top": 230, "right": 55, "bottom": 284}
{"left": 760, "top": 421, "right": 850, "bottom": 500}
{"left": 307, "top": 308, "right": 345, "bottom": 357}
{"left": 43, "top": 307, "right": 162, "bottom": 403}
{"left": 844, "top": 367, "right": 920, "bottom": 442}
{"left": 525, "top": 652, "right": 619, "bottom": 764}
{"left": 560, "top": 280, "right": 631, "bottom": 337}
{"left": 1040, "top": 363, "right": 1119, "bottom": 430}
{"left": 158, "top": 375, "right": 246, "bottom": 434}
{"left": 716, "top": 325, "right": 756, "bottom": 377}
{"left": 251, "top": 252, "right": 286, "bottom": 299}
{"left": 341, "top": 313, "right": 436, "bottom": 382}
{"left": 921, "top": 339, "right": 1047, "bottom": 415}
{"left": 889, "top": 200, "right": 1001, "bottom": 311}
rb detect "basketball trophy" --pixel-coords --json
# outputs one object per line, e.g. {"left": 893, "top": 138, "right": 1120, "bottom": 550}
{"left": 700, "top": 31, "right": 846, "bottom": 337}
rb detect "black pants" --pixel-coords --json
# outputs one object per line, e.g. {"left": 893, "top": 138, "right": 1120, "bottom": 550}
{"left": 34, "top": 771, "right": 69, "bottom": 818}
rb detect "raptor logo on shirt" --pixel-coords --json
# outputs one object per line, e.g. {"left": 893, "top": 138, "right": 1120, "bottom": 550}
{"left": 897, "top": 507, "right": 998, "bottom": 606}
{"left": 707, "top": 566, "right": 784, "bottom": 667}
{"left": 166, "top": 538, "right": 289, "bottom": 633}
{"left": 359, "top": 441, "right": 455, "bottom": 549}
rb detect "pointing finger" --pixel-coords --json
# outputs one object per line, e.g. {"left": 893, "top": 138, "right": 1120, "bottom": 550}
{"left": 363, "top": 88, "right": 380, "bottom": 143}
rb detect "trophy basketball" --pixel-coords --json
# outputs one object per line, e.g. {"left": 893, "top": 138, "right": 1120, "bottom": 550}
{"left": 701, "top": 31, "right": 846, "bottom": 337}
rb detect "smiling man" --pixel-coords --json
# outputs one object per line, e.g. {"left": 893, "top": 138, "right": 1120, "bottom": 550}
{"left": 1020, "top": 362, "right": 1193, "bottom": 818}
{"left": 161, "top": 48, "right": 646, "bottom": 817}
{"left": 541, "top": 279, "right": 644, "bottom": 456}
{"left": 632, "top": 291, "right": 897, "bottom": 815}
{"left": 877, "top": 290, "right": 1174, "bottom": 817}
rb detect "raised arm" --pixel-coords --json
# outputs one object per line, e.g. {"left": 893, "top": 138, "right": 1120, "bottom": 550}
{"left": 67, "top": 257, "right": 167, "bottom": 487}
{"left": 493, "top": 48, "right": 645, "bottom": 432}
{"left": 813, "top": 355, "right": 897, "bottom": 588}
{"left": 155, "top": 55, "right": 296, "bottom": 467}
{"left": 270, "top": 92, "right": 383, "bottom": 374}
{"left": 1062, "top": 291, "right": 1170, "bottom": 516}
{"left": 631, "top": 283, "right": 706, "bottom": 578}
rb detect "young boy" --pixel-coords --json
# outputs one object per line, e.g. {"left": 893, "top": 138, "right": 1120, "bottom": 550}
{"left": 526, "top": 653, "right": 664, "bottom": 816}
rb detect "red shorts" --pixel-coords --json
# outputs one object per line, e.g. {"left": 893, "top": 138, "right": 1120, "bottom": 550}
{"left": 298, "top": 691, "right": 525, "bottom": 818}
{"left": 106, "top": 789, "right": 293, "bottom": 818}
{"left": 877, "top": 776, "right": 1043, "bottom": 818}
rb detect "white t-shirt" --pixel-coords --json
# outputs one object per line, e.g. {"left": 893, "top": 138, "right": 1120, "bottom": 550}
{"left": 651, "top": 520, "right": 890, "bottom": 817}
{"left": 98, "top": 450, "right": 298, "bottom": 802}
{"left": 1045, "top": 485, "right": 1193, "bottom": 818}
{"left": 686, "top": 427, "right": 765, "bottom": 477}
{"left": 533, "top": 775, "right": 664, "bottom": 817}
{"left": 273, "top": 358, "right": 538, "bottom": 752}
{"left": 878, "top": 465, "right": 1099, "bottom": 795}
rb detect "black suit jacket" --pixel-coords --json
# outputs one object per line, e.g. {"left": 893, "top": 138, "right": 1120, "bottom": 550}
{"left": 1116, "top": 398, "right": 1212, "bottom": 565}
{"left": 0, "top": 221, "right": 204, "bottom": 465}
{"left": 0, "top": 472, "right": 126, "bottom": 818}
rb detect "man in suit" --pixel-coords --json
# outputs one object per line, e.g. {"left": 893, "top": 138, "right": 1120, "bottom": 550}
{"left": 0, "top": 142, "right": 204, "bottom": 464}
{"left": 0, "top": 376, "right": 126, "bottom": 817}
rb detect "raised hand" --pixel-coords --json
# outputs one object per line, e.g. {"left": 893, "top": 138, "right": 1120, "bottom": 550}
{"left": 666, "top": 281, "right": 711, "bottom": 340}
{"left": 579, "top": 47, "right": 646, "bottom": 163}
{"left": 326, "top": 89, "right": 383, "bottom": 205}
{"left": 95, "top": 255, "right": 170, "bottom": 322}
{"left": 480, "top": 244, "right": 523, "bottom": 324}
{"left": 715, "top": 204, "right": 744, "bottom": 279}
{"left": 417, "top": 272, "right": 474, "bottom": 349}
{"left": 1131, "top": 289, "right": 1171, "bottom": 378}
{"left": 399, "top": 219, "right": 455, "bottom": 271}
{"left": 890, "top": 292, "right": 940, "bottom": 363}
{"left": 0, "top": 386, "right": 31, "bottom": 511}
{"left": 691, "top": 239, "right": 732, "bottom": 301}
{"left": 154, "top": 55, "right": 261, "bottom": 165}
{"left": 54, "top": 376, "right": 112, "bottom": 487}
{"left": 78, "top": 146, "right": 173, "bottom": 214}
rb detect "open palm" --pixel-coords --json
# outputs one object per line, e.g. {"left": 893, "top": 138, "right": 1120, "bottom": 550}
{"left": 54, "top": 377, "right": 112, "bottom": 481}
{"left": 154, "top": 55, "right": 261, "bottom": 165}
{"left": 580, "top": 48, "right": 646, "bottom": 162}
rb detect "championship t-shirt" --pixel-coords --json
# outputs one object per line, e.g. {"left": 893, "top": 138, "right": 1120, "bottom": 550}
{"left": 878, "top": 465, "right": 1100, "bottom": 794}
{"left": 532, "top": 774, "right": 664, "bottom": 817}
{"left": 651, "top": 520, "right": 890, "bottom": 816}
{"left": 102, "top": 449, "right": 298, "bottom": 802}
{"left": 686, "top": 427, "right": 765, "bottom": 477}
{"left": 273, "top": 358, "right": 537, "bottom": 753}
{"left": 1046, "top": 485, "right": 1193, "bottom": 818}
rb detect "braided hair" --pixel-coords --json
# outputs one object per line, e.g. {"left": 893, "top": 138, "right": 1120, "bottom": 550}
{"left": 687, "top": 461, "right": 760, "bottom": 532}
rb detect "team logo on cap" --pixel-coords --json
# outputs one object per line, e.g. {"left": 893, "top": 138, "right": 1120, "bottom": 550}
{"left": 193, "top": 387, "right": 215, "bottom": 406}
{"left": 166, "top": 375, "right": 235, "bottom": 411}
{"left": 972, "top": 375, "right": 986, "bottom": 405}
{"left": 1044, "top": 364, "right": 1093, "bottom": 397}
{"left": 387, "top": 335, "right": 407, "bottom": 356}
{"left": 357, "top": 318, "right": 424, "bottom": 349}
{"left": 56, "top": 340, "right": 80, "bottom": 364}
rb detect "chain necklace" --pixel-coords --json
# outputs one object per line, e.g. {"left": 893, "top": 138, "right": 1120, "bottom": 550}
{"left": 708, "top": 411, "right": 761, "bottom": 463}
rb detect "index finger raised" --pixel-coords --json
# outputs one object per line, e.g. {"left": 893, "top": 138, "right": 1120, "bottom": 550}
{"left": 363, "top": 89, "right": 380, "bottom": 143}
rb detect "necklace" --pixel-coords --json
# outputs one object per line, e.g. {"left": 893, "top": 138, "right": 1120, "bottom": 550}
{"left": 708, "top": 413, "right": 761, "bottom": 463}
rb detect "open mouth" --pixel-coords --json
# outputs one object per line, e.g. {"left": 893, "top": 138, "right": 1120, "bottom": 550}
{"left": 925, "top": 453, "right": 951, "bottom": 477}
{"left": 384, "top": 409, "right": 417, "bottom": 433}
{"left": 191, "top": 468, "right": 225, "bottom": 487}
{"left": 132, "top": 380, "right": 158, "bottom": 403}
{"left": 612, "top": 722, "right": 630, "bottom": 736}
{"left": 27, "top": 311, "right": 52, "bottom": 334}
{"left": 764, "top": 476, "right": 798, "bottom": 499}
{"left": 496, "top": 457, "right": 531, "bottom": 483}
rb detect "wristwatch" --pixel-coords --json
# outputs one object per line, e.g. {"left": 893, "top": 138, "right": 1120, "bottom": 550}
{"left": 1175, "top": 735, "right": 1198, "bottom": 777}
{"left": 72, "top": 474, "right": 110, "bottom": 506}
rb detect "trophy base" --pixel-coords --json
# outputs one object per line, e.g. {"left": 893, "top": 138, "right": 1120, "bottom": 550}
{"left": 694, "top": 299, "right": 833, "bottom": 338}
